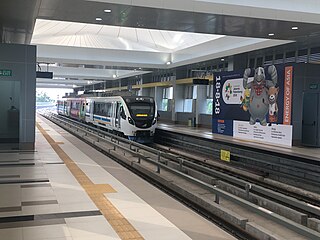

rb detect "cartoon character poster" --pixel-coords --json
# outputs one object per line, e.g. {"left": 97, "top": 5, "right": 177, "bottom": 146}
{"left": 212, "top": 64, "right": 293, "bottom": 146}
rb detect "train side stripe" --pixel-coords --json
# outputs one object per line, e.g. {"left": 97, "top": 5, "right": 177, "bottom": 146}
{"left": 93, "top": 115, "right": 111, "bottom": 122}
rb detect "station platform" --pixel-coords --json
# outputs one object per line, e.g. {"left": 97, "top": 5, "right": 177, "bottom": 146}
{"left": 157, "top": 122, "right": 320, "bottom": 162}
{"left": 0, "top": 117, "right": 236, "bottom": 240}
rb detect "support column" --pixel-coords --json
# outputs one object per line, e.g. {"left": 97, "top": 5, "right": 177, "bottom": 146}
{"left": 228, "top": 56, "right": 234, "bottom": 71}
{"left": 196, "top": 85, "right": 207, "bottom": 126}
{"left": 0, "top": 43, "right": 36, "bottom": 150}
{"left": 171, "top": 78, "right": 177, "bottom": 122}
{"left": 154, "top": 86, "right": 162, "bottom": 111}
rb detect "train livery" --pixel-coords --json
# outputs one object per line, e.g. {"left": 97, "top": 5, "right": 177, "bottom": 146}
{"left": 57, "top": 96, "right": 158, "bottom": 143}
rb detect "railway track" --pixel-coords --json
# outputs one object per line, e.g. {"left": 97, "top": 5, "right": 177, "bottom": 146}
{"left": 155, "top": 129, "right": 320, "bottom": 195}
{"left": 41, "top": 112, "right": 320, "bottom": 240}
{"left": 152, "top": 143, "right": 320, "bottom": 208}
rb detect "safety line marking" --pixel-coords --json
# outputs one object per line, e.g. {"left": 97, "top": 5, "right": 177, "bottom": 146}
{"left": 37, "top": 122, "right": 144, "bottom": 240}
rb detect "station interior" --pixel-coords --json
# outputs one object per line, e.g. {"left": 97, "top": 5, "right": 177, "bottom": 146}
{"left": 1, "top": 1, "right": 320, "bottom": 240}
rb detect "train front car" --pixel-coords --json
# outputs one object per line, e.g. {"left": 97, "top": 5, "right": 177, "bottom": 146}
{"left": 122, "top": 96, "right": 157, "bottom": 143}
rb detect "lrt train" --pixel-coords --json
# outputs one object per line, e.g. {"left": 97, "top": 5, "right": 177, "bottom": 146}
{"left": 57, "top": 96, "right": 158, "bottom": 143}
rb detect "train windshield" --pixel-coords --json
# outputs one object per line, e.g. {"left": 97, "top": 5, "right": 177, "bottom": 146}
{"left": 124, "top": 97, "right": 155, "bottom": 119}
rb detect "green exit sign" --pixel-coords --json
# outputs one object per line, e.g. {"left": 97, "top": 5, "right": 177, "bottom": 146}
{"left": 309, "top": 83, "right": 318, "bottom": 90}
{"left": 0, "top": 70, "right": 12, "bottom": 76}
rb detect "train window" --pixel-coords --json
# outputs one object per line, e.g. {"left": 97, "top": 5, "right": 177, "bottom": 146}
{"left": 94, "top": 103, "right": 99, "bottom": 115}
{"left": 105, "top": 103, "right": 112, "bottom": 117}
{"left": 127, "top": 102, "right": 154, "bottom": 118}
{"left": 86, "top": 103, "right": 90, "bottom": 113}
{"left": 94, "top": 102, "right": 110, "bottom": 117}
{"left": 120, "top": 106, "right": 126, "bottom": 119}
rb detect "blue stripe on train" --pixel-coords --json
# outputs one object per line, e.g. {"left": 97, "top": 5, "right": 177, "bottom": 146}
{"left": 93, "top": 115, "right": 111, "bottom": 122}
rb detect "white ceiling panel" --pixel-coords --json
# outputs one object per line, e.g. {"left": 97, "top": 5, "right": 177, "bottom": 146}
{"left": 32, "top": 19, "right": 224, "bottom": 53}
{"left": 32, "top": 17, "right": 291, "bottom": 88}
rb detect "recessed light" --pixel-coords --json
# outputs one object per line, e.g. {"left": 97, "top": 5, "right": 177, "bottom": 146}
{"left": 166, "top": 61, "right": 172, "bottom": 65}
{"left": 221, "top": 58, "right": 225, "bottom": 61}
{"left": 104, "top": 9, "right": 112, "bottom": 13}
{"left": 291, "top": 26, "right": 298, "bottom": 30}
{"left": 96, "top": 17, "right": 102, "bottom": 21}
{"left": 268, "top": 33, "right": 275, "bottom": 36}
{"left": 138, "top": 67, "right": 142, "bottom": 70}
{"left": 112, "top": 74, "right": 117, "bottom": 78}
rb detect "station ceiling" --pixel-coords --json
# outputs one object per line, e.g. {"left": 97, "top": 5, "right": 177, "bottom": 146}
{"left": 2, "top": 0, "right": 320, "bottom": 88}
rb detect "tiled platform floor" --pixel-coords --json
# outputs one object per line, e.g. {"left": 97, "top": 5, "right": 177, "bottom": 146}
{"left": 0, "top": 117, "right": 236, "bottom": 240}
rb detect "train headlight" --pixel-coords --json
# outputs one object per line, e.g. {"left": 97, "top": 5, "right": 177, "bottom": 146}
{"left": 128, "top": 117, "right": 135, "bottom": 125}
{"left": 152, "top": 118, "right": 157, "bottom": 125}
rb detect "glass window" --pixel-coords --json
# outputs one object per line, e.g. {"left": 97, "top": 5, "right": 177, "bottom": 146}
{"left": 256, "top": 57, "right": 263, "bottom": 66}
{"left": 161, "top": 87, "right": 173, "bottom": 111}
{"left": 183, "top": 99, "right": 193, "bottom": 112}
{"left": 249, "top": 58, "right": 255, "bottom": 68}
{"left": 206, "top": 99, "right": 213, "bottom": 114}
{"left": 163, "top": 87, "right": 173, "bottom": 99}
{"left": 193, "top": 85, "right": 197, "bottom": 99}
{"left": 184, "top": 85, "right": 193, "bottom": 99}
{"left": 106, "top": 103, "right": 112, "bottom": 117}
{"left": 206, "top": 84, "right": 213, "bottom": 98}
{"left": 127, "top": 102, "right": 155, "bottom": 119}
{"left": 161, "top": 99, "right": 168, "bottom": 111}
{"left": 86, "top": 102, "right": 90, "bottom": 113}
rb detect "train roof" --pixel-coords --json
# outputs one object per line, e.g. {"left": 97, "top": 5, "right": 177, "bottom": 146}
{"left": 59, "top": 96, "right": 154, "bottom": 101}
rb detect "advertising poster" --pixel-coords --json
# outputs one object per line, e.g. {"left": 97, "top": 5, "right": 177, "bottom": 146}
{"left": 212, "top": 64, "right": 293, "bottom": 146}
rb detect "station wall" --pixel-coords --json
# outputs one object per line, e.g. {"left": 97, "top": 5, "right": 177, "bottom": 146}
{"left": 292, "top": 63, "right": 320, "bottom": 144}
{"left": 0, "top": 43, "right": 36, "bottom": 150}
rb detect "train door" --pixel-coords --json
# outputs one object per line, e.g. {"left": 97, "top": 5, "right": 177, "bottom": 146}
{"left": 115, "top": 101, "right": 121, "bottom": 129}
{"left": 111, "top": 102, "right": 116, "bottom": 128}
{"left": 302, "top": 92, "right": 320, "bottom": 146}
{"left": 90, "top": 101, "right": 94, "bottom": 121}
{"left": 66, "top": 101, "right": 71, "bottom": 116}
{"left": 63, "top": 101, "right": 67, "bottom": 115}
{"left": 79, "top": 101, "right": 86, "bottom": 120}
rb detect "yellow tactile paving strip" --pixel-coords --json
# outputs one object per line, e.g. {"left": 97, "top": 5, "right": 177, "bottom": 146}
{"left": 37, "top": 122, "right": 145, "bottom": 240}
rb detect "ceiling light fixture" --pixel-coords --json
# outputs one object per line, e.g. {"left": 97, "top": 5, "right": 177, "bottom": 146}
{"left": 291, "top": 26, "right": 298, "bottom": 30}
{"left": 112, "top": 74, "right": 117, "bottom": 78}
{"left": 221, "top": 58, "right": 225, "bottom": 61}
{"left": 166, "top": 61, "right": 172, "bottom": 65}
{"left": 104, "top": 9, "right": 112, "bottom": 13}
{"left": 96, "top": 17, "right": 102, "bottom": 21}
{"left": 268, "top": 33, "right": 275, "bottom": 36}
